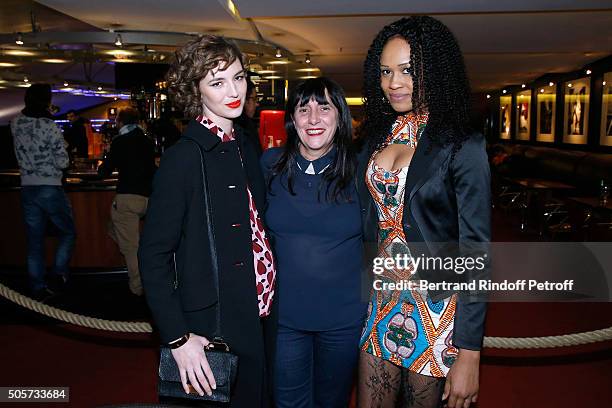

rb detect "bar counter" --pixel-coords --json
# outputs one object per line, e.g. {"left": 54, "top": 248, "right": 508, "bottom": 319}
{"left": 0, "top": 170, "right": 125, "bottom": 269}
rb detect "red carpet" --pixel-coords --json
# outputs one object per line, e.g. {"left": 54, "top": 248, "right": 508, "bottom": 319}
{"left": 1, "top": 302, "right": 611, "bottom": 407}
{"left": 0, "top": 324, "right": 158, "bottom": 407}
{"left": 2, "top": 209, "right": 611, "bottom": 407}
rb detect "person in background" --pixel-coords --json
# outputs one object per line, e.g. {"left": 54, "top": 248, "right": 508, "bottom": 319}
{"left": 11, "top": 83, "right": 76, "bottom": 301}
{"left": 65, "top": 109, "right": 89, "bottom": 158}
{"left": 236, "top": 78, "right": 263, "bottom": 157}
{"left": 138, "top": 35, "right": 276, "bottom": 406}
{"left": 149, "top": 117, "right": 181, "bottom": 152}
{"left": 261, "top": 77, "right": 366, "bottom": 407}
{"left": 98, "top": 107, "right": 156, "bottom": 296}
{"left": 357, "top": 16, "right": 490, "bottom": 408}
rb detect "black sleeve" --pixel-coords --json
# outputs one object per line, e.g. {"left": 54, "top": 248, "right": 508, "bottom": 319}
{"left": 97, "top": 139, "right": 118, "bottom": 177}
{"left": 451, "top": 134, "right": 491, "bottom": 350}
{"left": 138, "top": 142, "right": 195, "bottom": 343}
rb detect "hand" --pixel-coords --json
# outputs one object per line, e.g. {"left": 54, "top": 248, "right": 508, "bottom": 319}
{"left": 170, "top": 333, "right": 217, "bottom": 396}
{"left": 442, "top": 348, "right": 480, "bottom": 408}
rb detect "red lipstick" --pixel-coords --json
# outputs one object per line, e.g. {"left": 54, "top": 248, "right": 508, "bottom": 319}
{"left": 225, "top": 100, "right": 241, "bottom": 109}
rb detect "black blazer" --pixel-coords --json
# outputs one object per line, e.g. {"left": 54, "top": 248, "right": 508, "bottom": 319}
{"left": 139, "top": 120, "right": 274, "bottom": 407}
{"left": 357, "top": 126, "right": 491, "bottom": 350}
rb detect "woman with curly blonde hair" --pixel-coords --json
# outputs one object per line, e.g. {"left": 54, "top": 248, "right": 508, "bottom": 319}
{"left": 139, "top": 35, "right": 276, "bottom": 407}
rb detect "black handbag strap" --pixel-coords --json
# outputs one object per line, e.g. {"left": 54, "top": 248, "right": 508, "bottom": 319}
{"left": 184, "top": 139, "right": 223, "bottom": 340}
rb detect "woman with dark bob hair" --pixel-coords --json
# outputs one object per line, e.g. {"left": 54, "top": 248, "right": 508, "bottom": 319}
{"left": 357, "top": 17, "right": 490, "bottom": 408}
{"left": 261, "top": 77, "right": 367, "bottom": 407}
{"left": 139, "top": 35, "right": 276, "bottom": 407}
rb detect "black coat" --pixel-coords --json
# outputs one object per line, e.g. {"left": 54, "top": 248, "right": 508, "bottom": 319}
{"left": 357, "top": 127, "right": 491, "bottom": 351}
{"left": 97, "top": 127, "right": 156, "bottom": 197}
{"left": 139, "top": 120, "right": 275, "bottom": 407}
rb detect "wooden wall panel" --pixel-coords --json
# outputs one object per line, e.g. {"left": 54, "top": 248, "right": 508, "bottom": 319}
{"left": 0, "top": 190, "right": 125, "bottom": 269}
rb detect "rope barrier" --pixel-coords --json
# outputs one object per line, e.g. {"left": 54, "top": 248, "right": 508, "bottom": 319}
{"left": 0, "top": 282, "right": 152, "bottom": 333}
{"left": 483, "top": 327, "right": 612, "bottom": 349}
{"left": 2, "top": 281, "right": 612, "bottom": 348}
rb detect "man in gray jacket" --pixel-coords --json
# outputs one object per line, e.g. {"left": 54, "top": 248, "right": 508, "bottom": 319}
{"left": 11, "top": 84, "right": 76, "bottom": 301}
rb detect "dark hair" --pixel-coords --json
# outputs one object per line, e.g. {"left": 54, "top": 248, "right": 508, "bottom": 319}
{"left": 363, "top": 16, "right": 473, "bottom": 152}
{"left": 166, "top": 35, "right": 245, "bottom": 118}
{"left": 269, "top": 77, "right": 355, "bottom": 203}
{"left": 24, "top": 83, "right": 52, "bottom": 109}
{"left": 246, "top": 78, "right": 256, "bottom": 96}
{"left": 117, "top": 107, "right": 140, "bottom": 125}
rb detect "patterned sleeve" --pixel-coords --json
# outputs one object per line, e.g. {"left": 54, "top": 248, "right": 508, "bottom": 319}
{"left": 49, "top": 120, "right": 69, "bottom": 169}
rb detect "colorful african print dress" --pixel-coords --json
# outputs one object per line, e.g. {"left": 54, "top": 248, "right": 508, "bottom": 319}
{"left": 359, "top": 113, "right": 458, "bottom": 377}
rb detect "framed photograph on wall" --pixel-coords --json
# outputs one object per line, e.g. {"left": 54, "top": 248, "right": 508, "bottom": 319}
{"left": 601, "top": 72, "right": 612, "bottom": 146}
{"left": 536, "top": 83, "right": 556, "bottom": 142}
{"left": 515, "top": 89, "right": 531, "bottom": 140}
{"left": 563, "top": 77, "right": 590, "bottom": 144}
{"left": 500, "top": 95, "right": 511, "bottom": 139}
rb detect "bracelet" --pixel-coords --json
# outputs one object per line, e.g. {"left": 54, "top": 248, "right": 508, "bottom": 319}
{"left": 168, "top": 333, "right": 190, "bottom": 349}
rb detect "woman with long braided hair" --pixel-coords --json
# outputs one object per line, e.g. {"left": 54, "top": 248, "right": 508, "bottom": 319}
{"left": 356, "top": 16, "right": 490, "bottom": 408}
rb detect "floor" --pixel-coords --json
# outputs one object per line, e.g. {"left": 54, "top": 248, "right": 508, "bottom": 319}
{"left": 1, "top": 207, "right": 611, "bottom": 407}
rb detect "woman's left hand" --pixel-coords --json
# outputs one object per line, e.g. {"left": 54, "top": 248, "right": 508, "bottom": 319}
{"left": 442, "top": 348, "right": 480, "bottom": 408}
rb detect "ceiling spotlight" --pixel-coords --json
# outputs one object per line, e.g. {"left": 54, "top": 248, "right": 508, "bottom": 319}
{"left": 97, "top": 86, "right": 103, "bottom": 91}
{"left": 114, "top": 34, "right": 123, "bottom": 47}
{"left": 586, "top": 69, "right": 592, "bottom": 75}
{"left": 275, "top": 48, "right": 282, "bottom": 58}
{"left": 486, "top": 94, "right": 491, "bottom": 99}
{"left": 521, "top": 84, "right": 526, "bottom": 88}
{"left": 549, "top": 82, "right": 554, "bottom": 86}
{"left": 568, "top": 83, "right": 573, "bottom": 88}
{"left": 64, "top": 82, "right": 69, "bottom": 87}
{"left": 15, "top": 33, "right": 24, "bottom": 45}
{"left": 540, "top": 89, "right": 545, "bottom": 93}
{"left": 305, "top": 54, "right": 311, "bottom": 64}
{"left": 502, "top": 89, "right": 507, "bottom": 94}
{"left": 5, "top": 50, "right": 35, "bottom": 56}
{"left": 23, "top": 76, "right": 29, "bottom": 83}
{"left": 604, "top": 81, "right": 607, "bottom": 86}
{"left": 41, "top": 58, "right": 69, "bottom": 64}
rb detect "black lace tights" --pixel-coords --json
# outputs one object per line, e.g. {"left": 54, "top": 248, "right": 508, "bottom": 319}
{"left": 357, "top": 351, "right": 446, "bottom": 408}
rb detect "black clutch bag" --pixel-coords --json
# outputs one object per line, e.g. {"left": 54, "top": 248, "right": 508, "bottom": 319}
{"left": 158, "top": 139, "right": 238, "bottom": 403}
{"left": 159, "top": 340, "right": 238, "bottom": 403}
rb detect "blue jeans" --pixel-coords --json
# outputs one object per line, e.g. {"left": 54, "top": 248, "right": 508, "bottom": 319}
{"left": 274, "top": 323, "right": 363, "bottom": 408}
{"left": 21, "top": 186, "right": 76, "bottom": 291}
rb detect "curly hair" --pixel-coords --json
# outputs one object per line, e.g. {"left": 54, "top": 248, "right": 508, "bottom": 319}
{"left": 362, "top": 16, "right": 473, "bottom": 152}
{"left": 269, "top": 77, "right": 355, "bottom": 203}
{"left": 166, "top": 35, "right": 245, "bottom": 118}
